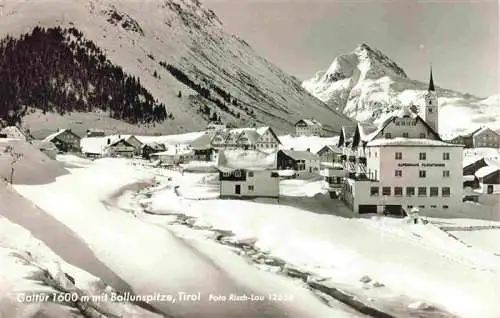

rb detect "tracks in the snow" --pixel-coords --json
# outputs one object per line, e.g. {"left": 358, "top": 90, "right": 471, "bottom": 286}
{"left": 135, "top": 183, "right": 454, "bottom": 318}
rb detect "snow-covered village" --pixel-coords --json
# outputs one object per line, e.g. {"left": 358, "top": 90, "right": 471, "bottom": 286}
{"left": 0, "top": 0, "right": 499, "bottom": 317}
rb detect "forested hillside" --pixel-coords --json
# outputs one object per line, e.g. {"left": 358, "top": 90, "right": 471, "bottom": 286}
{"left": 0, "top": 26, "right": 171, "bottom": 126}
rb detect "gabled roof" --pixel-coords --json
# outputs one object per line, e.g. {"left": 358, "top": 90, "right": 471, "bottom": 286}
{"left": 238, "top": 129, "right": 260, "bottom": 144}
{"left": 279, "top": 149, "right": 320, "bottom": 160}
{"left": 226, "top": 130, "right": 242, "bottom": 144}
{"left": 295, "top": 119, "right": 323, "bottom": 127}
{"left": 366, "top": 138, "right": 460, "bottom": 147}
{"left": 369, "top": 107, "right": 441, "bottom": 142}
{"left": 210, "top": 127, "right": 281, "bottom": 146}
{"left": 107, "top": 138, "right": 134, "bottom": 148}
{"left": 0, "top": 126, "right": 28, "bottom": 139}
{"left": 316, "top": 145, "right": 342, "bottom": 155}
{"left": 217, "top": 150, "right": 276, "bottom": 172}
{"left": 463, "top": 156, "right": 486, "bottom": 168}
{"left": 472, "top": 126, "right": 500, "bottom": 137}
{"left": 142, "top": 142, "right": 166, "bottom": 151}
{"left": 475, "top": 165, "right": 500, "bottom": 179}
{"left": 190, "top": 133, "right": 212, "bottom": 150}
{"left": 43, "top": 129, "right": 80, "bottom": 142}
{"left": 255, "top": 126, "right": 282, "bottom": 144}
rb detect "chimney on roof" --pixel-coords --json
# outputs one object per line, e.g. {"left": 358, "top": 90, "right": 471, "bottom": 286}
{"left": 307, "top": 148, "right": 310, "bottom": 152}
{"left": 107, "top": 138, "right": 111, "bottom": 145}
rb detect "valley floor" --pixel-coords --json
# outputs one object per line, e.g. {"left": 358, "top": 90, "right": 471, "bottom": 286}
{"left": 6, "top": 154, "right": 500, "bottom": 318}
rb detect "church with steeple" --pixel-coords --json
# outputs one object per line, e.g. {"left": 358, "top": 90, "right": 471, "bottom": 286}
{"left": 423, "top": 68, "right": 439, "bottom": 134}
{"left": 337, "top": 67, "right": 464, "bottom": 216}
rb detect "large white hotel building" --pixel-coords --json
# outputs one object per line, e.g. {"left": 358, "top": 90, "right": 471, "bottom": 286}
{"left": 338, "top": 70, "right": 463, "bottom": 215}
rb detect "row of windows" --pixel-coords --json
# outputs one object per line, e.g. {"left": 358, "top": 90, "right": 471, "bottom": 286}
{"left": 475, "top": 143, "right": 499, "bottom": 148}
{"left": 394, "top": 152, "right": 450, "bottom": 160}
{"left": 222, "top": 171, "right": 278, "bottom": 178}
{"left": 385, "top": 132, "right": 426, "bottom": 139}
{"left": 408, "top": 204, "right": 449, "bottom": 209}
{"left": 370, "top": 186, "right": 451, "bottom": 197}
{"left": 393, "top": 170, "right": 450, "bottom": 178}
{"left": 257, "top": 143, "right": 278, "bottom": 149}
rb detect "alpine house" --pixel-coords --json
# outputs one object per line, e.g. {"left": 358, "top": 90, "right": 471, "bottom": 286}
{"left": 338, "top": 70, "right": 464, "bottom": 215}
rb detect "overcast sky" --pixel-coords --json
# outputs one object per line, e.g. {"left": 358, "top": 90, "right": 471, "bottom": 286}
{"left": 203, "top": 0, "right": 499, "bottom": 98}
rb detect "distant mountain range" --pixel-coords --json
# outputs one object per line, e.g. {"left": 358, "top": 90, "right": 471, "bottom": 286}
{"left": 0, "top": 0, "right": 353, "bottom": 137}
{"left": 303, "top": 43, "right": 500, "bottom": 138}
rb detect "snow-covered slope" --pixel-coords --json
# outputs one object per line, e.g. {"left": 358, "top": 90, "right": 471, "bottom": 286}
{"left": 0, "top": 0, "right": 353, "bottom": 135}
{"left": 303, "top": 44, "right": 500, "bottom": 137}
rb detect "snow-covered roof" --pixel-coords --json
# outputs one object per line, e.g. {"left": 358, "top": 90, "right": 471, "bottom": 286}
{"left": 295, "top": 119, "right": 323, "bottom": 127}
{"left": 395, "top": 106, "right": 418, "bottom": 119}
{"left": 367, "top": 138, "right": 460, "bottom": 147}
{"left": 280, "top": 149, "right": 320, "bottom": 160}
{"left": 462, "top": 155, "right": 485, "bottom": 168}
{"left": 217, "top": 150, "right": 276, "bottom": 172}
{"left": 368, "top": 108, "right": 441, "bottom": 142}
{"left": 357, "top": 123, "right": 378, "bottom": 141}
{"left": 0, "top": 126, "right": 28, "bottom": 139}
{"left": 463, "top": 175, "right": 476, "bottom": 182}
{"left": 189, "top": 133, "right": 212, "bottom": 150}
{"left": 472, "top": 126, "right": 499, "bottom": 137}
{"left": 43, "top": 129, "right": 80, "bottom": 142}
{"left": 142, "top": 142, "right": 165, "bottom": 150}
{"left": 475, "top": 165, "right": 500, "bottom": 178}
{"left": 276, "top": 169, "right": 296, "bottom": 176}
{"left": 317, "top": 144, "right": 342, "bottom": 155}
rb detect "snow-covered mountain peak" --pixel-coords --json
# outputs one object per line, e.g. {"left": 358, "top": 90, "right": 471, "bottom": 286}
{"left": 303, "top": 45, "right": 500, "bottom": 136}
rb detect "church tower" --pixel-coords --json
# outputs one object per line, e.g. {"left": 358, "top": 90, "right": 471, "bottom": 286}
{"left": 424, "top": 67, "right": 439, "bottom": 135}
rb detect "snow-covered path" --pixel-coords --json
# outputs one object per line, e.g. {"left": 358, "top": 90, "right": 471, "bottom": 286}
{"left": 0, "top": 183, "right": 133, "bottom": 294}
{"left": 141, "top": 168, "right": 500, "bottom": 318}
{"left": 14, "top": 159, "right": 354, "bottom": 317}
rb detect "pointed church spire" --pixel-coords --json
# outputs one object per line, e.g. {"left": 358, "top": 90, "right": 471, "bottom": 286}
{"left": 428, "top": 66, "right": 435, "bottom": 91}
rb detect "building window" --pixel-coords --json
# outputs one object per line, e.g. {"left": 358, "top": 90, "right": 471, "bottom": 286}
{"left": 443, "top": 205, "right": 449, "bottom": 209}
{"left": 443, "top": 152, "right": 450, "bottom": 160}
{"left": 370, "top": 187, "right": 379, "bottom": 196}
{"left": 406, "top": 187, "right": 415, "bottom": 196}
{"left": 395, "top": 170, "right": 402, "bottom": 177}
{"left": 374, "top": 152, "right": 377, "bottom": 158}
{"left": 419, "top": 152, "right": 426, "bottom": 160}
{"left": 419, "top": 205, "right": 425, "bottom": 209}
{"left": 248, "top": 171, "right": 254, "bottom": 177}
{"left": 442, "top": 187, "right": 451, "bottom": 197}
{"left": 223, "top": 172, "right": 230, "bottom": 177}
{"left": 402, "top": 132, "right": 409, "bottom": 138}
{"left": 430, "top": 187, "right": 439, "bottom": 197}
{"left": 418, "top": 187, "right": 427, "bottom": 196}
{"left": 234, "top": 170, "right": 241, "bottom": 177}
{"left": 395, "top": 187, "right": 403, "bottom": 196}
{"left": 419, "top": 170, "right": 426, "bottom": 178}
{"left": 443, "top": 170, "right": 450, "bottom": 178}
{"left": 431, "top": 205, "right": 437, "bottom": 208}
{"left": 408, "top": 205, "right": 413, "bottom": 209}
{"left": 248, "top": 185, "right": 254, "bottom": 191}
{"left": 420, "top": 133, "right": 426, "bottom": 138}
{"left": 382, "top": 187, "right": 391, "bottom": 196}
{"left": 385, "top": 133, "right": 392, "bottom": 139}
{"left": 395, "top": 152, "right": 402, "bottom": 160}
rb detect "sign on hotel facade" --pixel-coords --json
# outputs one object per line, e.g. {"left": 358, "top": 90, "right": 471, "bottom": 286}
{"left": 346, "top": 145, "right": 464, "bottom": 213}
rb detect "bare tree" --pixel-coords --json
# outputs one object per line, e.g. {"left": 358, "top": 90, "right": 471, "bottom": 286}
{"left": 3, "top": 145, "right": 23, "bottom": 184}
